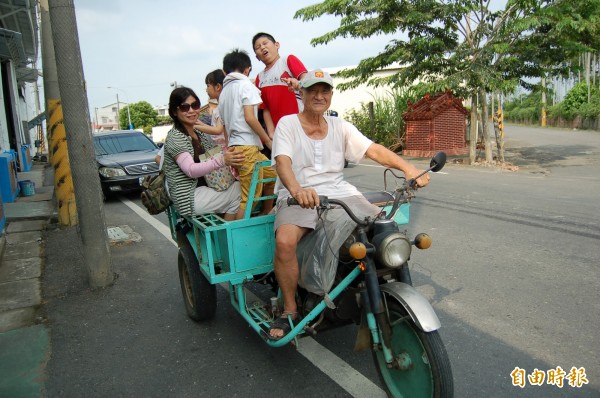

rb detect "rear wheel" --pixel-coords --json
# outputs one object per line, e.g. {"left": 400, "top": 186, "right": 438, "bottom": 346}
{"left": 373, "top": 300, "right": 453, "bottom": 397}
{"left": 178, "top": 244, "right": 216, "bottom": 321}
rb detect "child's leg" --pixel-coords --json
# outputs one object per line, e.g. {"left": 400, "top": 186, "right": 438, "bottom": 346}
{"left": 235, "top": 164, "right": 253, "bottom": 219}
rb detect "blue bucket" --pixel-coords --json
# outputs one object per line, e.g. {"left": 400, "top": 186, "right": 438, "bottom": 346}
{"left": 19, "top": 180, "right": 35, "bottom": 196}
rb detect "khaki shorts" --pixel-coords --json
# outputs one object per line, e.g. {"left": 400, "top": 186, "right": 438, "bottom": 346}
{"left": 274, "top": 195, "right": 381, "bottom": 232}
{"left": 232, "top": 145, "right": 277, "bottom": 210}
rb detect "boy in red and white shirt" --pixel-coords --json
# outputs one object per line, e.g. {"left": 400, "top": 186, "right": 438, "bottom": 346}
{"left": 252, "top": 32, "right": 307, "bottom": 139}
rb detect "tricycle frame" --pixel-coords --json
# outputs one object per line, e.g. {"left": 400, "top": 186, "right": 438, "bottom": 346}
{"left": 168, "top": 155, "right": 454, "bottom": 396}
{"left": 166, "top": 160, "right": 412, "bottom": 348}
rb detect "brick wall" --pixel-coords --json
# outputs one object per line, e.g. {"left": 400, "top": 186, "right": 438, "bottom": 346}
{"left": 404, "top": 108, "right": 467, "bottom": 157}
{"left": 433, "top": 108, "right": 466, "bottom": 150}
{"left": 405, "top": 119, "right": 431, "bottom": 151}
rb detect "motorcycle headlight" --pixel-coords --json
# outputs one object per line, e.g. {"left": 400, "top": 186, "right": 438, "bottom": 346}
{"left": 99, "top": 167, "right": 126, "bottom": 178}
{"left": 376, "top": 233, "right": 412, "bottom": 268}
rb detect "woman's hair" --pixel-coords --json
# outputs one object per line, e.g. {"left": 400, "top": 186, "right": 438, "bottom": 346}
{"left": 168, "top": 86, "right": 200, "bottom": 132}
{"left": 205, "top": 69, "right": 225, "bottom": 86}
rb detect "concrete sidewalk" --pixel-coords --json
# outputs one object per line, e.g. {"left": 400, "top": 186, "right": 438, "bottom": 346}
{"left": 0, "top": 162, "right": 55, "bottom": 397}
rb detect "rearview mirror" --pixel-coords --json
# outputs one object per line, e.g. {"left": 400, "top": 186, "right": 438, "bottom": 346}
{"left": 430, "top": 152, "right": 446, "bottom": 172}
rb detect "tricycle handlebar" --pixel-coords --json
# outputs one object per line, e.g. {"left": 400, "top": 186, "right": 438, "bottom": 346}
{"left": 286, "top": 196, "right": 370, "bottom": 226}
{"left": 286, "top": 151, "right": 447, "bottom": 224}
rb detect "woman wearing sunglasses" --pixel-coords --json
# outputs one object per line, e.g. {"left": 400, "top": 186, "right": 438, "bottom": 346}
{"left": 163, "top": 86, "right": 243, "bottom": 220}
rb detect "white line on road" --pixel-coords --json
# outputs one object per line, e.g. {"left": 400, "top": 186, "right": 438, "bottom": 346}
{"left": 297, "top": 338, "right": 387, "bottom": 398}
{"left": 120, "top": 197, "right": 387, "bottom": 398}
{"left": 121, "top": 198, "right": 173, "bottom": 241}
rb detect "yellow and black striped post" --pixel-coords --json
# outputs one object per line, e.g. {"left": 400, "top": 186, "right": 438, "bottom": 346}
{"left": 496, "top": 108, "right": 504, "bottom": 139}
{"left": 47, "top": 99, "right": 77, "bottom": 225}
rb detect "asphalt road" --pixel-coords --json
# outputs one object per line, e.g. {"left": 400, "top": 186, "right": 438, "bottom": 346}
{"left": 43, "top": 124, "right": 599, "bottom": 397}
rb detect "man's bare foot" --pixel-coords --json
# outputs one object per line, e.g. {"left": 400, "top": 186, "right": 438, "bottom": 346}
{"left": 269, "top": 311, "right": 297, "bottom": 339}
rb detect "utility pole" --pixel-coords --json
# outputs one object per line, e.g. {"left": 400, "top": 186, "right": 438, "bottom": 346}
{"left": 116, "top": 93, "right": 121, "bottom": 129}
{"left": 40, "top": 0, "right": 77, "bottom": 225}
{"left": 94, "top": 107, "right": 99, "bottom": 131}
{"left": 48, "top": 0, "right": 113, "bottom": 288}
{"left": 108, "top": 87, "right": 133, "bottom": 129}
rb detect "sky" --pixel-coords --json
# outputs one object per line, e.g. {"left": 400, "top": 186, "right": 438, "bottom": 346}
{"left": 73, "top": 0, "right": 396, "bottom": 112}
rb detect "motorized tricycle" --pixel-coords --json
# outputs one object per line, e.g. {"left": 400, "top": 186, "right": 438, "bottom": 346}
{"left": 166, "top": 152, "right": 453, "bottom": 397}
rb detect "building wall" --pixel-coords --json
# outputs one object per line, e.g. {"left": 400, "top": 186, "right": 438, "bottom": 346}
{"left": 0, "top": 72, "right": 10, "bottom": 152}
{"left": 432, "top": 108, "right": 466, "bottom": 151}
{"left": 155, "top": 105, "right": 168, "bottom": 117}
{"left": 18, "top": 83, "right": 38, "bottom": 147}
{"left": 405, "top": 119, "right": 431, "bottom": 151}
{"left": 404, "top": 108, "right": 467, "bottom": 157}
{"left": 94, "top": 102, "right": 123, "bottom": 131}
{"left": 151, "top": 124, "right": 172, "bottom": 144}
{"left": 0, "top": 60, "right": 41, "bottom": 165}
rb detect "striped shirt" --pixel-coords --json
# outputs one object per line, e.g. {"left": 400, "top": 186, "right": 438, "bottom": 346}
{"left": 163, "top": 127, "right": 197, "bottom": 216}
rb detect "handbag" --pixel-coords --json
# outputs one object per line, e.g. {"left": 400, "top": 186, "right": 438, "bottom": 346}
{"left": 140, "top": 170, "right": 171, "bottom": 214}
{"left": 197, "top": 146, "right": 236, "bottom": 192}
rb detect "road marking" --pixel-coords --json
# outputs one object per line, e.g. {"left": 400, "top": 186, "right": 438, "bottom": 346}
{"left": 120, "top": 197, "right": 387, "bottom": 398}
{"left": 121, "top": 198, "right": 172, "bottom": 241}
{"left": 241, "top": 286, "right": 387, "bottom": 398}
{"left": 297, "top": 338, "right": 387, "bottom": 398}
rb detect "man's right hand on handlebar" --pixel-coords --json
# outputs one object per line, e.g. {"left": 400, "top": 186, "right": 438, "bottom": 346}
{"left": 403, "top": 164, "right": 430, "bottom": 188}
{"left": 290, "top": 187, "right": 320, "bottom": 209}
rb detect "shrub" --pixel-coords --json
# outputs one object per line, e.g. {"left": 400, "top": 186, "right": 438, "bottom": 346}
{"left": 558, "top": 82, "right": 600, "bottom": 120}
{"left": 579, "top": 99, "right": 600, "bottom": 119}
{"left": 504, "top": 91, "right": 542, "bottom": 122}
{"left": 345, "top": 87, "right": 424, "bottom": 149}
{"left": 156, "top": 115, "right": 172, "bottom": 126}
{"left": 506, "top": 106, "right": 539, "bottom": 122}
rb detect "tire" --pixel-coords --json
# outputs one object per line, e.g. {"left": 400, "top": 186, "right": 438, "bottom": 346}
{"left": 101, "top": 187, "right": 111, "bottom": 201}
{"left": 373, "top": 300, "right": 453, "bottom": 398}
{"left": 178, "top": 244, "right": 217, "bottom": 321}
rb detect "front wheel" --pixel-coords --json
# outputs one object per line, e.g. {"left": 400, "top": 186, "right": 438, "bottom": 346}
{"left": 178, "top": 245, "right": 216, "bottom": 321}
{"left": 373, "top": 301, "right": 453, "bottom": 398}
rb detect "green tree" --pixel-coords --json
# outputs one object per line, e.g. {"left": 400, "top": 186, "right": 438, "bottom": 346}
{"left": 156, "top": 115, "right": 172, "bottom": 126}
{"left": 295, "top": 0, "right": 524, "bottom": 163}
{"left": 506, "top": 0, "right": 600, "bottom": 125}
{"left": 119, "top": 101, "right": 158, "bottom": 134}
{"left": 295, "top": 0, "right": 600, "bottom": 163}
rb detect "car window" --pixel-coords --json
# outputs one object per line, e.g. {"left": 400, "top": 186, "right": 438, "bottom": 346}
{"left": 94, "top": 134, "right": 157, "bottom": 155}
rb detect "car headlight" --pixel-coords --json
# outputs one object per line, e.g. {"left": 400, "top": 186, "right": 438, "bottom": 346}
{"left": 99, "top": 167, "right": 126, "bottom": 178}
{"left": 376, "top": 233, "right": 412, "bottom": 268}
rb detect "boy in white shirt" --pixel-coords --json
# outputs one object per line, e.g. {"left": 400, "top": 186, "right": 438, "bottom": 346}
{"left": 218, "top": 49, "right": 277, "bottom": 219}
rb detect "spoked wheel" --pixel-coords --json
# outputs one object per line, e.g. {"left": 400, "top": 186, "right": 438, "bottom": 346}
{"left": 373, "top": 300, "right": 453, "bottom": 398}
{"left": 178, "top": 244, "right": 216, "bottom": 321}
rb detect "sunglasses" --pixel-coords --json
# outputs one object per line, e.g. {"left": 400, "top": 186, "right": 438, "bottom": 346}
{"left": 178, "top": 101, "right": 201, "bottom": 112}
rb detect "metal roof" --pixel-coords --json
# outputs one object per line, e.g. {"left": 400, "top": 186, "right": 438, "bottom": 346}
{"left": 0, "top": 0, "right": 39, "bottom": 65}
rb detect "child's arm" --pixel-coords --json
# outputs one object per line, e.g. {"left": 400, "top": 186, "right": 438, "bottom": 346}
{"left": 262, "top": 109, "right": 276, "bottom": 139}
{"left": 281, "top": 55, "right": 308, "bottom": 91}
{"left": 194, "top": 119, "right": 224, "bottom": 136}
{"left": 244, "top": 104, "right": 272, "bottom": 149}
